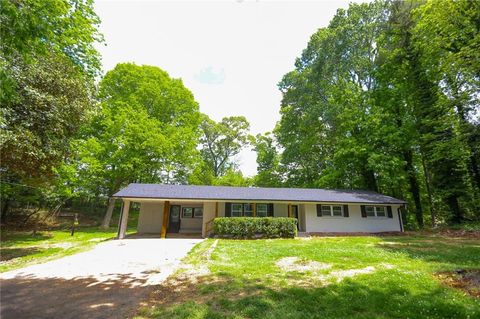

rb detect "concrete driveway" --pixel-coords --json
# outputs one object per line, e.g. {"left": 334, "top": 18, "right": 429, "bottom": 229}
{"left": 0, "top": 238, "right": 203, "bottom": 319}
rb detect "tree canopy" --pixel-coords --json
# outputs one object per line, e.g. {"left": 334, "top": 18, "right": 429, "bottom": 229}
{"left": 0, "top": 0, "right": 102, "bottom": 180}
{"left": 1, "top": 0, "right": 478, "bottom": 229}
{"left": 69, "top": 63, "right": 201, "bottom": 226}
{"left": 272, "top": 0, "right": 480, "bottom": 226}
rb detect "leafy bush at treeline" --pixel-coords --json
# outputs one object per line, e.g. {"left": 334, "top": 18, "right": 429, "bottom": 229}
{"left": 213, "top": 217, "right": 297, "bottom": 239}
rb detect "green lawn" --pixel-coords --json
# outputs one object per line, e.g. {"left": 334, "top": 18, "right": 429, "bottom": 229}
{"left": 0, "top": 227, "right": 120, "bottom": 272}
{"left": 0, "top": 211, "right": 140, "bottom": 273}
{"left": 137, "top": 236, "right": 480, "bottom": 319}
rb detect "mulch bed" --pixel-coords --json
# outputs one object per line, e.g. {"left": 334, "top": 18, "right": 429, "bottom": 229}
{"left": 436, "top": 269, "right": 480, "bottom": 298}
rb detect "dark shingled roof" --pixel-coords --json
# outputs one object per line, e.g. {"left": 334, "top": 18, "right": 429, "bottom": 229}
{"left": 113, "top": 184, "right": 407, "bottom": 204}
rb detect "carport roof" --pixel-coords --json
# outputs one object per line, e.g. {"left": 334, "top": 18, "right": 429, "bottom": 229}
{"left": 113, "top": 184, "right": 407, "bottom": 204}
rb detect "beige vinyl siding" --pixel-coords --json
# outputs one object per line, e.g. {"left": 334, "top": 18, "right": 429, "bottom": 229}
{"left": 137, "top": 202, "right": 164, "bottom": 234}
{"left": 218, "top": 201, "right": 226, "bottom": 217}
{"left": 173, "top": 202, "right": 202, "bottom": 233}
{"left": 273, "top": 203, "right": 288, "bottom": 217}
{"left": 202, "top": 202, "right": 216, "bottom": 237}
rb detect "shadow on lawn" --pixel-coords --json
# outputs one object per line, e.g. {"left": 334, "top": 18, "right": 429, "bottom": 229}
{"left": 0, "top": 273, "right": 155, "bottom": 319}
{"left": 377, "top": 237, "right": 480, "bottom": 269}
{"left": 141, "top": 272, "right": 480, "bottom": 319}
{"left": 0, "top": 247, "right": 45, "bottom": 261}
{"left": 0, "top": 232, "right": 53, "bottom": 246}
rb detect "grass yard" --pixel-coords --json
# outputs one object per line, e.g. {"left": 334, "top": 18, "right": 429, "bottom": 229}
{"left": 136, "top": 235, "right": 480, "bottom": 319}
{"left": 0, "top": 211, "right": 140, "bottom": 273}
{"left": 0, "top": 227, "right": 119, "bottom": 272}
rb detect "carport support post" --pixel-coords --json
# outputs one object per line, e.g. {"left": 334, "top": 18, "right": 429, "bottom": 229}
{"left": 118, "top": 200, "right": 130, "bottom": 239}
{"left": 161, "top": 201, "right": 170, "bottom": 238}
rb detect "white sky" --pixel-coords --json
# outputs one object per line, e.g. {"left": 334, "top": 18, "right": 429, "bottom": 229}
{"left": 94, "top": 0, "right": 358, "bottom": 176}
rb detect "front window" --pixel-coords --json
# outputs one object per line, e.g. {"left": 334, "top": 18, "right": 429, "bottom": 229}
{"left": 182, "top": 207, "right": 193, "bottom": 218}
{"left": 182, "top": 207, "right": 202, "bottom": 218}
{"left": 366, "top": 206, "right": 375, "bottom": 217}
{"left": 332, "top": 206, "right": 343, "bottom": 216}
{"left": 232, "top": 203, "right": 243, "bottom": 217}
{"left": 321, "top": 205, "right": 332, "bottom": 216}
{"left": 365, "top": 206, "right": 387, "bottom": 217}
{"left": 376, "top": 206, "right": 386, "bottom": 217}
{"left": 193, "top": 207, "right": 203, "bottom": 218}
{"left": 257, "top": 204, "right": 268, "bottom": 217}
{"left": 321, "top": 205, "right": 343, "bottom": 217}
{"left": 244, "top": 204, "right": 253, "bottom": 217}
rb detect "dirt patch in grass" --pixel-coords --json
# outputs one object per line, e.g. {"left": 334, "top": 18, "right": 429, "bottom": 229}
{"left": 276, "top": 257, "right": 332, "bottom": 272}
{"left": 170, "top": 239, "right": 219, "bottom": 285}
{"left": 328, "top": 266, "right": 376, "bottom": 282}
{"left": 435, "top": 269, "right": 480, "bottom": 298}
{"left": 139, "top": 239, "right": 264, "bottom": 313}
{"left": 275, "top": 256, "right": 395, "bottom": 287}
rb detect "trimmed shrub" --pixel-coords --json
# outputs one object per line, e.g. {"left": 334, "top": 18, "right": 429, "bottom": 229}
{"left": 213, "top": 217, "right": 297, "bottom": 239}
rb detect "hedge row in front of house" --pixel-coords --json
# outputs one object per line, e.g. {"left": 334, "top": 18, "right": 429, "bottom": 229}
{"left": 213, "top": 217, "right": 297, "bottom": 239}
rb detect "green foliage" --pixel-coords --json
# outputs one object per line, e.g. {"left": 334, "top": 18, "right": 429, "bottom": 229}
{"left": 0, "top": 0, "right": 102, "bottom": 180}
{"left": 189, "top": 166, "right": 252, "bottom": 187}
{"left": 253, "top": 133, "right": 283, "bottom": 187}
{"left": 213, "top": 217, "right": 297, "bottom": 239}
{"left": 273, "top": 0, "right": 480, "bottom": 226}
{"left": 199, "top": 115, "right": 251, "bottom": 177}
{"left": 189, "top": 115, "right": 252, "bottom": 187}
{"left": 0, "top": 0, "right": 103, "bottom": 79}
{"left": 1, "top": 53, "right": 94, "bottom": 180}
{"left": 213, "top": 169, "right": 253, "bottom": 187}
{"left": 70, "top": 63, "right": 201, "bottom": 198}
{"left": 0, "top": 0, "right": 102, "bottom": 223}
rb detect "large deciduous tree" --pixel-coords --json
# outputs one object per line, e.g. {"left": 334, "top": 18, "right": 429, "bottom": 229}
{"left": 188, "top": 115, "right": 251, "bottom": 187}
{"left": 0, "top": 0, "right": 102, "bottom": 178}
{"left": 274, "top": 0, "right": 479, "bottom": 227}
{"left": 198, "top": 115, "right": 250, "bottom": 178}
{"left": 253, "top": 133, "right": 282, "bottom": 187}
{"left": 71, "top": 63, "right": 201, "bottom": 228}
{"left": 0, "top": 0, "right": 102, "bottom": 222}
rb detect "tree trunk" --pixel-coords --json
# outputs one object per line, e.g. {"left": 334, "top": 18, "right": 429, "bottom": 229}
{"left": 446, "top": 195, "right": 463, "bottom": 224}
{"left": 421, "top": 152, "right": 436, "bottom": 227}
{"left": 404, "top": 150, "right": 424, "bottom": 228}
{"left": 101, "top": 198, "right": 116, "bottom": 229}
{"left": 469, "top": 150, "right": 480, "bottom": 191}
{"left": 1, "top": 199, "right": 9, "bottom": 224}
{"left": 362, "top": 166, "right": 378, "bottom": 192}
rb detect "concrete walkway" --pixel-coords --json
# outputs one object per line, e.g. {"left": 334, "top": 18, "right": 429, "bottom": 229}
{"left": 0, "top": 238, "right": 203, "bottom": 319}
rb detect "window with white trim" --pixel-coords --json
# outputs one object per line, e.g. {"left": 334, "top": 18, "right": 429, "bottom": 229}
{"left": 193, "top": 207, "right": 203, "bottom": 218}
{"left": 182, "top": 207, "right": 193, "bottom": 218}
{"left": 321, "top": 205, "right": 343, "bottom": 217}
{"left": 366, "top": 206, "right": 386, "bottom": 217}
{"left": 232, "top": 203, "right": 243, "bottom": 217}
{"left": 243, "top": 204, "right": 253, "bottom": 217}
{"left": 256, "top": 204, "right": 268, "bottom": 217}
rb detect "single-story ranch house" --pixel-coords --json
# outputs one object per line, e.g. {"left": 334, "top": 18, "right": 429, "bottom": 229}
{"left": 113, "top": 184, "right": 406, "bottom": 238}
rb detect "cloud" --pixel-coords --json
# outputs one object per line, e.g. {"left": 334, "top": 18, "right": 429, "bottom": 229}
{"left": 194, "top": 67, "right": 226, "bottom": 85}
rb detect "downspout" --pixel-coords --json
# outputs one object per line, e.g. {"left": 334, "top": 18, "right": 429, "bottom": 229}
{"left": 397, "top": 204, "right": 406, "bottom": 232}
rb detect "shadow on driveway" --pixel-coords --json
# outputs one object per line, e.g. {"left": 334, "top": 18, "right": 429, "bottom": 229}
{"left": 1, "top": 273, "right": 153, "bottom": 319}
{"left": 0, "top": 238, "right": 203, "bottom": 319}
